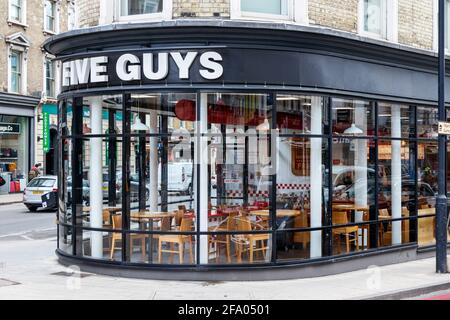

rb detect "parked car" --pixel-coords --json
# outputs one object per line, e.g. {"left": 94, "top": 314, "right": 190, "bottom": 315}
{"left": 158, "top": 162, "right": 193, "bottom": 195}
{"left": 67, "top": 177, "right": 90, "bottom": 206}
{"left": 102, "top": 171, "right": 122, "bottom": 201}
{"left": 23, "top": 175, "right": 58, "bottom": 212}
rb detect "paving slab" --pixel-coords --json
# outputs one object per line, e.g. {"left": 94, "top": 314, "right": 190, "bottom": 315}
{"left": 0, "top": 236, "right": 449, "bottom": 300}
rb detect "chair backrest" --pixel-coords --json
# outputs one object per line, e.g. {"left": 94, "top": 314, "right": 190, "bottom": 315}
{"left": 401, "top": 207, "right": 409, "bottom": 217}
{"left": 420, "top": 204, "right": 431, "bottom": 209}
{"left": 180, "top": 218, "right": 193, "bottom": 232}
{"left": 178, "top": 205, "right": 187, "bottom": 213}
{"left": 102, "top": 210, "right": 111, "bottom": 225}
{"left": 418, "top": 207, "right": 436, "bottom": 215}
{"left": 227, "top": 212, "right": 239, "bottom": 231}
{"left": 160, "top": 216, "right": 172, "bottom": 231}
{"left": 294, "top": 213, "right": 308, "bottom": 228}
{"left": 237, "top": 216, "right": 252, "bottom": 232}
{"left": 378, "top": 208, "right": 390, "bottom": 217}
{"left": 174, "top": 210, "right": 184, "bottom": 226}
{"left": 332, "top": 211, "right": 349, "bottom": 225}
{"left": 112, "top": 214, "right": 122, "bottom": 229}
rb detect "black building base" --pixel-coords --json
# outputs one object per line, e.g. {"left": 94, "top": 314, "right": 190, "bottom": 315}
{"left": 57, "top": 245, "right": 424, "bottom": 281}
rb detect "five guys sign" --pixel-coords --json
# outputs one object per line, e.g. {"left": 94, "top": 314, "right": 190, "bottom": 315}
{"left": 62, "top": 50, "right": 224, "bottom": 90}
{"left": 60, "top": 47, "right": 304, "bottom": 92}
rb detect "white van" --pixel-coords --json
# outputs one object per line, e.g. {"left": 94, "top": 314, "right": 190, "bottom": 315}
{"left": 158, "top": 162, "right": 193, "bottom": 195}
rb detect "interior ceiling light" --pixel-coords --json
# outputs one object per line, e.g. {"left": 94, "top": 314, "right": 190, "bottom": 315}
{"left": 343, "top": 123, "right": 363, "bottom": 135}
{"left": 131, "top": 115, "right": 150, "bottom": 131}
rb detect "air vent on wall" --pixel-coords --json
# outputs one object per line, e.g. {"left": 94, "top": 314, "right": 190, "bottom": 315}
{"left": 180, "top": 12, "right": 196, "bottom": 17}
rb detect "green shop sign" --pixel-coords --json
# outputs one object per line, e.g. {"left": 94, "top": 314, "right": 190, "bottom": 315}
{"left": 43, "top": 112, "right": 50, "bottom": 153}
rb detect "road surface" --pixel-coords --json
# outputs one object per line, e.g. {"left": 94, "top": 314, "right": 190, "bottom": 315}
{"left": 0, "top": 203, "right": 56, "bottom": 238}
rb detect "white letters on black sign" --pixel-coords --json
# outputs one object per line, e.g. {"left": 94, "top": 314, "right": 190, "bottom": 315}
{"left": 62, "top": 51, "right": 223, "bottom": 87}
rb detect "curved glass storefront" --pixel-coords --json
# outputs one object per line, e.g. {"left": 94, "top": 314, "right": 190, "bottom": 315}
{"left": 56, "top": 91, "right": 440, "bottom": 267}
{"left": 44, "top": 21, "right": 450, "bottom": 277}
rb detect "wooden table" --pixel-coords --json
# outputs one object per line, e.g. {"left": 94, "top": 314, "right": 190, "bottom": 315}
{"left": 248, "top": 209, "right": 301, "bottom": 217}
{"left": 332, "top": 204, "right": 370, "bottom": 213}
{"left": 82, "top": 206, "right": 122, "bottom": 213}
{"left": 131, "top": 211, "right": 176, "bottom": 220}
{"left": 81, "top": 206, "right": 122, "bottom": 224}
{"left": 130, "top": 211, "right": 176, "bottom": 263}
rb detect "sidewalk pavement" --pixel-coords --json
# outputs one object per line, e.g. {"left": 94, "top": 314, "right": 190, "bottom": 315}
{"left": 0, "top": 193, "right": 23, "bottom": 206}
{"left": 0, "top": 233, "right": 449, "bottom": 300}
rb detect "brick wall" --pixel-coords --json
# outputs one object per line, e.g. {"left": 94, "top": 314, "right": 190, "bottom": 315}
{"left": 173, "top": 0, "right": 230, "bottom": 18}
{"left": 308, "top": 0, "right": 358, "bottom": 33}
{"left": 398, "top": 0, "right": 434, "bottom": 50}
{"left": 78, "top": 0, "right": 100, "bottom": 27}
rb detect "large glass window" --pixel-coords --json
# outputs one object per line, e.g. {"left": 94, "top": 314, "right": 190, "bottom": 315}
{"left": 10, "top": 50, "right": 21, "bottom": 94}
{"left": 206, "top": 93, "right": 273, "bottom": 264}
{"left": 120, "top": 0, "right": 163, "bottom": 16}
{"left": 241, "top": 0, "right": 288, "bottom": 16}
{"left": 58, "top": 92, "right": 438, "bottom": 267}
{"left": 275, "top": 95, "right": 329, "bottom": 261}
{"left": 332, "top": 98, "right": 376, "bottom": 253}
{"left": 417, "top": 141, "right": 438, "bottom": 246}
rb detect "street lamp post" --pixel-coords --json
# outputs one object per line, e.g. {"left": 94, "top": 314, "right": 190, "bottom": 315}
{"left": 437, "top": 0, "right": 448, "bottom": 274}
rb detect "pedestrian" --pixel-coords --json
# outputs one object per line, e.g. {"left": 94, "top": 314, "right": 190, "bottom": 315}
{"left": 28, "top": 163, "right": 41, "bottom": 181}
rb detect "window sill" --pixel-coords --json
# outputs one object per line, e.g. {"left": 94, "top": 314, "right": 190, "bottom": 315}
{"left": 7, "top": 20, "right": 28, "bottom": 29}
{"left": 7, "top": 90, "right": 25, "bottom": 96}
{"left": 231, "top": 14, "right": 292, "bottom": 23}
{"left": 115, "top": 13, "right": 169, "bottom": 23}
{"left": 43, "top": 29, "right": 57, "bottom": 36}
{"left": 357, "top": 31, "right": 400, "bottom": 46}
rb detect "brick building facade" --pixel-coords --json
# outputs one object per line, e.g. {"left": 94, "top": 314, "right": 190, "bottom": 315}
{"left": 0, "top": 0, "right": 74, "bottom": 193}
{"left": 78, "top": 0, "right": 437, "bottom": 51}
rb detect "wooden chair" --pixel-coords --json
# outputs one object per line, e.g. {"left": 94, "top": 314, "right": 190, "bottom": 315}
{"left": 178, "top": 204, "right": 194, "bottom": 215}
{"left": 418, "top": 207, "right": 436, "bottom": 246}
{"left": 332, "top": 211, "right": 359, "bottom": 254}
{"left": 158, "top": 218, "right": 194, "bottom": 264}
{"left": 402, "top": 207, "right": 410, "bottom": 243}
{"left": 153, "top": 216, "right": 172, "bottom": 239}
{"left": 378, "top": 208, "right": 390, "bottom": 246}
{"left": 208, "top": 212, "right": 238, "bottom": 263}
{"left": 110, "top": 215, "right": 147, "bottom": 260}
{"left": 102, "top": 210, "right": 112, "bottom": 228}
{"left": 173, "top": 209, "right": 185, "bottom": 230}
{"left": 293, "top": 211, "right": 310, "bottom": 249}
{"left": 102, "top": 209, "right": 113, "bottom": 252}
{"left": 235, "top": 216, "right": 269, "bottom": 263}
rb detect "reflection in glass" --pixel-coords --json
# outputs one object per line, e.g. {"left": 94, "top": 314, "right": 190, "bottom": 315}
{"left": 332, "top": 136, "right": 375, "bottom": 253}
{"left": 205, "top": 93, "right": 273, "bottom": 264}
{"left": 332, "top": 98, "right": 375, "bottom": 136}
{"left": 417, "top": 107, "right": 438, "bottom": 138}
{"left": 58, "top": 93, "right": 440, "bottom": 267}
{"left": 417, "top": 142, "right": 437, "bottom": 246}
{"left": 378, "top": 140, "right": 414, "bottom": 246}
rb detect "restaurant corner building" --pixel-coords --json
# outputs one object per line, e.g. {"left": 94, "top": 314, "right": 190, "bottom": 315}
{"left": 43, "top": 0, "right": 450, "bottom": 280}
